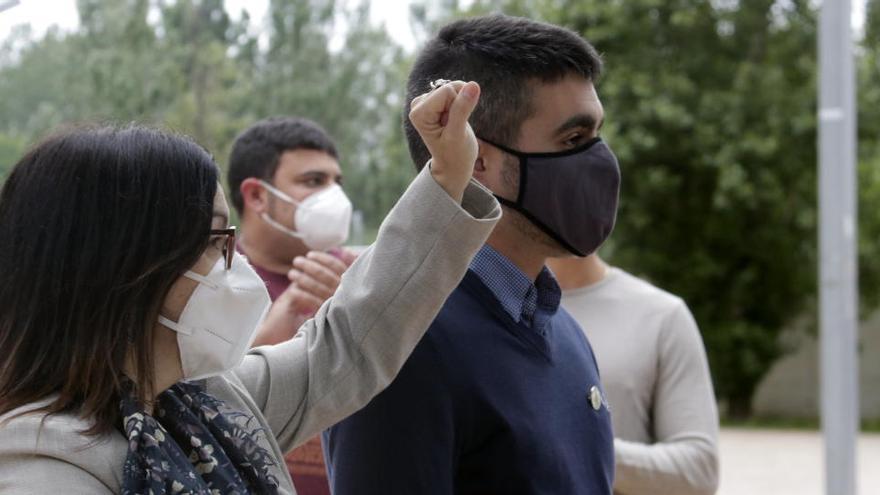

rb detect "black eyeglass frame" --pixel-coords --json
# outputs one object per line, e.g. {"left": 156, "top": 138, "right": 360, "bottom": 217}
{"left": 210, "top": 226, "right": 236, "bottom": 270}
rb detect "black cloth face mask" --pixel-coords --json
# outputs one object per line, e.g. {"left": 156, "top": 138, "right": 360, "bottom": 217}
{"left": 480, "top": 136, "right": 621, "bottom": 257}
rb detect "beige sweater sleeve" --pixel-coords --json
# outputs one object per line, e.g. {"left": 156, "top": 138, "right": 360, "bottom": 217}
{"left": 614, "top": 301, "right": 720, "bottom": 495}
{"left": 232, "top": 166, "right": 501, "bottom": 453}
{"left": 0, "top": 454, "right": 113, "bottom": 494}
{"left": 0, "top": 406, "right": 124, "bottom": 494}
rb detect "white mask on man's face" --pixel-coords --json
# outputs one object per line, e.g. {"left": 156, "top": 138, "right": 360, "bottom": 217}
{"left": 259, "top": 181, "right": 352, "bottom": 251}
{"left": 158, "top": 252, "right": 270, "bottom": 381}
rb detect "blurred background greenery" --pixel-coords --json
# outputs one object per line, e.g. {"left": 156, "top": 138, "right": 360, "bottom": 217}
{"left": 1, "top": 0, "right": 879, "bottom": 420}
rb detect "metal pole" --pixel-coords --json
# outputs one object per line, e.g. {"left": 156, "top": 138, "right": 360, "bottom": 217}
{"left": 819, "top": 0, "right": 859, "bottom": 493}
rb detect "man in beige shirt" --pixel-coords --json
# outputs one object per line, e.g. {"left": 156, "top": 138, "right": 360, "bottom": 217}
{"left": 548, "top": 254, "right": 719, "bottom": 495}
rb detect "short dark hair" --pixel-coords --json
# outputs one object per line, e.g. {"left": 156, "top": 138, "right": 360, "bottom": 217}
{"left": 227, "top": 116, "right": 339, "bottom": 214}
{"left": 0, "top": 125, "right": 218, "bottom": 435}
{"left": 404, "top": 15, "right": 603, "bottom": 170}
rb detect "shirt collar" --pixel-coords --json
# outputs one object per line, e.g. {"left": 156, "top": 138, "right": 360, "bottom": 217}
{"left": 469, "top": 245, "right": 561, "bottom": 328}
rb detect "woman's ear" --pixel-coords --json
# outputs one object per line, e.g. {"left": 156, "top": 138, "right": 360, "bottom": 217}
{"left": 240, "top": 178, "right": 269, "bottom": 214}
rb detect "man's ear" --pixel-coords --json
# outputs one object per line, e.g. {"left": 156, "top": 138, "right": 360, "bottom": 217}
{"left": 240, "top": 178, "right": 269, "bottom": 214}
{"left": 472, "top": 140, "right": 504, "bottom": 193}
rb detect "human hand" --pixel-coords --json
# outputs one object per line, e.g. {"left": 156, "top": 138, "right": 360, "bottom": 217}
{"left": 408, "top": 80, "right": 481, "bottom": 203}
{"left": 286, "top": 249, "right": 355, "bottom": 312}
{"left": 251, "top": 249, "right": 356, "bottom": 347}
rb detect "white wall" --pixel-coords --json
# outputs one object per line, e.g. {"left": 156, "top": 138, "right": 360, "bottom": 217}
{"left": 752, "top": 310, "right": 880, "bottom": 420}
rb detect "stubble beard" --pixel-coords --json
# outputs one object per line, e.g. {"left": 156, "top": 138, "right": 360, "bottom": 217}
{"left": 501, "top": 156, "right": 569, "bottom": 258}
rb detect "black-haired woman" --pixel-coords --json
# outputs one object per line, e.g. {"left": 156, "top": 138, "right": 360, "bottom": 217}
{"left": 0, "top": 81, "right": 490, "bottom": 493}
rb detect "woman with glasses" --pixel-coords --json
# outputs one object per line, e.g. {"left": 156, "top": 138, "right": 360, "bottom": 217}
{"left": 0, "top": 81, "right": 490, "bottom": 493}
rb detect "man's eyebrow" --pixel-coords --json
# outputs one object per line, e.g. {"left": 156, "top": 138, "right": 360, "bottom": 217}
{"left": 296, "top": 170, "right": 337, "bottom": 181}
{"left": 554, "top": 114, "right": 604, "bottom": 135}
{"left": 298, "top": 170, "right": 329, "bottom": 177}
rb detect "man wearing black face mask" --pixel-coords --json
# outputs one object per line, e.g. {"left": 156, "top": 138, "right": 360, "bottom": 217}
{"left": 323, "top": 15, "right": 618, "bottom": 495}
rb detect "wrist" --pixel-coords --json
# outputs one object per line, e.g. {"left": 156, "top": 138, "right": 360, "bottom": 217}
{"left": 428, "top": 160, "right": 466, "bottom": 203}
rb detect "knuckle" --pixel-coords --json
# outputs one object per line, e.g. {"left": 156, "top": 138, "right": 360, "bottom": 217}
{"left": 306, "top": 277, "right": 322, "bottom": 291}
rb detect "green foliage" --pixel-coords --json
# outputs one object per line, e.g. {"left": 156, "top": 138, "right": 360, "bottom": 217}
{"left": 248, "top": 1, "right": 415, "bottom": 229}
{"left": 551, "top": 0, "right": 821, "bottom": 417}
{"left": 0, "top": 133, "right": 26, "bottom": 180}
{"left": 0, "top": 0, "right": 411, "bottom": 231}
{"left": 860, "top": 0, "right": 880, "bottom": 311}
{"left": 449, "top": 0, "right": 824, "bottom": 417}
{"left": 485, "top": 0, "right": 876, "bottom": 417}
{"left": 1, "top": 0, "right": 878, "bottom": 418}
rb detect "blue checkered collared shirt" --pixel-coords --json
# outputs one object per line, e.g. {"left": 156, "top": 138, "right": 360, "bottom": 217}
{"left": 468, "top": 244, "right": 561, "bottom": 332}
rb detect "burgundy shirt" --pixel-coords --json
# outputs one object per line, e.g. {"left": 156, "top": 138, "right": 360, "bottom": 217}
{"left": 238, "top": 244, "right": 332, "bottom": 495}
{"left": 249, "top": 262, "right": 292, "bottom": 302}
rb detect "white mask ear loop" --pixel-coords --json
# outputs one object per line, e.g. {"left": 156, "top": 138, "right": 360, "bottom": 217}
{"left": 261, "top": 213, "right": 305, "bottom": 239}
{"left": 182, "top": 270, "right": 219, "bottom": 289}
{"left": 259, "top": 180, "right": 306, "bottom": 239}
{"left": 260, "top": 180, "right": 298, "bottom": 205}
{"left": 158, "top": 260, "right": 225, "bottom": 335}
{"left": 158, "top": 315, "right": 193, "bottom": 335}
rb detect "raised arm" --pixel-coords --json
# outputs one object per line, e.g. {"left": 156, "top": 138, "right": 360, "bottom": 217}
{"left": 232, "top": 82, "right": 500, "bottom": 451}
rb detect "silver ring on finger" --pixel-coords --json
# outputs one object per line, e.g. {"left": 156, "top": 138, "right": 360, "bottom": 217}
{"left": 429, "top": 78, "right": 451, "bottom": 91}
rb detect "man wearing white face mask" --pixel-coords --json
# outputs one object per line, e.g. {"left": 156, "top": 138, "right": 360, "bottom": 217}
{"left": 228, "top": 117, "right": 356, "bottom": 340}
{"left": 258, "top": 181, "right": 353, "bottom": 253}
{"left": 227, "top": 116, "right": 356, "bottom": 495}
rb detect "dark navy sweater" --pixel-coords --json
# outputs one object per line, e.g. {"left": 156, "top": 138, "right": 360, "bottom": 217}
{"left": 323, "top": 270, "right": 614, "bottom": 494}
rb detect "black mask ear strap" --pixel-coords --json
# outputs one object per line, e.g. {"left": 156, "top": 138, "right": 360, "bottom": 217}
{"left": 477, "top": 136, "right": 524, "bottom": 158}
{"left": 478, "top": 136, "right": 529, "bottom": 206}
{"left": 494, "top": 195, "right": 519, "bottom": 210}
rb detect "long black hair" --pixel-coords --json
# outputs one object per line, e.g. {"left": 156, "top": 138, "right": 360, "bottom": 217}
{"left": 0, "top": 124, "right": 218, "bottom": 435}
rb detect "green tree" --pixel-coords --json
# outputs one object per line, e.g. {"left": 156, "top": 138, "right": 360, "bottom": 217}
{"left": 326, "top": 5, "right": 414, "bottom": 239}
{"left": 158, "top": 0, "right": 253, "bottom": 155}
{"left": 248, "top": 0, "right": 414, "bottom": 231}
{"left": 73, "top": 0, "right": 175, "bottom": 121}
{"left": 0, "top": 0, "right": 414, "bottom": 233}
{"left": 0, "top": 132, "right": 26, "bottom": 179}
{"left": 2, "top": 0, "right": 870, "bottom": 417}
{"left": 0, "top": 26, "right": 83, "bottom": 137}
{"left": 859, "top": 0, "right": 880, "bottom": 309}
{"left": 548, "top": 0, "right": 820, "bottom": 418}
{"left": 433, "top": 0, "right": 820, "bottom": 417}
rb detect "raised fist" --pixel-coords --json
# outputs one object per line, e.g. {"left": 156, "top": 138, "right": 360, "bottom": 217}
{"left": 408, "top": 80, "right": 481, "bottom": 203}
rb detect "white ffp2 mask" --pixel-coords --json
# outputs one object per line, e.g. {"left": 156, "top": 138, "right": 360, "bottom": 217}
{"left": 158, "top": 252, "right": 271, "bottom": 381}
{"left": 260, "top": 181, "right": 353, "bottom": 251}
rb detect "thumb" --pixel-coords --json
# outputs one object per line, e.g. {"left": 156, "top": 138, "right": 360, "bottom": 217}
{"left": 444, "top": 82, "right": 480, "bottom": 133}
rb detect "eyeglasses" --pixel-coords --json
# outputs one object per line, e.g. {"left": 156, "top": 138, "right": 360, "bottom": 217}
{"left": 210, "top": 227, "right": 236, "bottom": 270}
